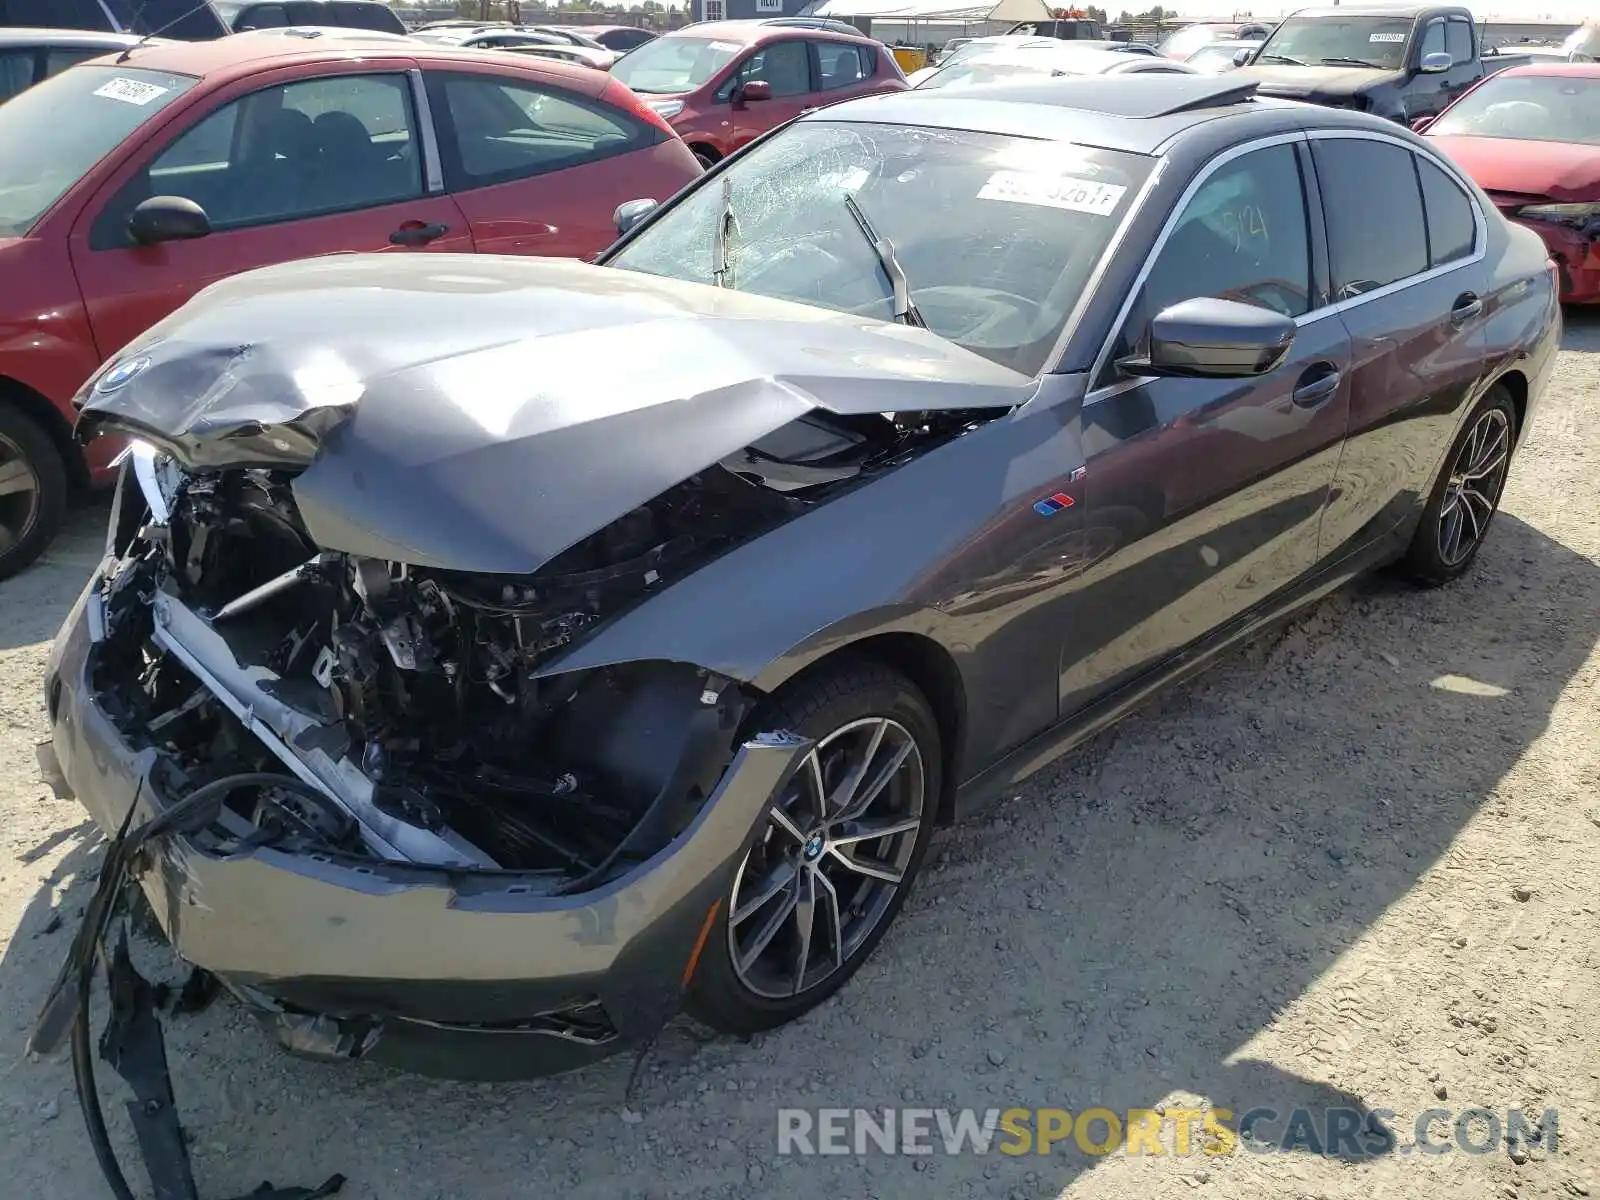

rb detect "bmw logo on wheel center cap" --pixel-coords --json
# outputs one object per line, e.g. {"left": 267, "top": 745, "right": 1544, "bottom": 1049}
{"left": 803, "top": 833, "right": 825, "bottom": 861}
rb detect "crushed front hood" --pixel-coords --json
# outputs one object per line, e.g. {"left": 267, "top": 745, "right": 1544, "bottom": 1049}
{"left": 1425, "top": 134, "right": 1600, "bottom": 202}
{"left": 76, "top": 254, "right": 1032, "bottom": 574}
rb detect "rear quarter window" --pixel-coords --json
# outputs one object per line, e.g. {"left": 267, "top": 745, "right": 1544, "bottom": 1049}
{"left": 1416, "top": 155, "right": 1476, "bottom": 266}
{"left": 431, "top": 71, "right": 659, "bottom": 190}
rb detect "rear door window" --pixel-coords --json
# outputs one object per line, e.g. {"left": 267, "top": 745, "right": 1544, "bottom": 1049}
{"left": 430, "top": 71, "right": 655, "bottom": 190}
{"left": 815, "top": 41, "right": 870, "bottom": 90}
{"left": 1312, "top": 137, "right": 1427, "bottom": 299}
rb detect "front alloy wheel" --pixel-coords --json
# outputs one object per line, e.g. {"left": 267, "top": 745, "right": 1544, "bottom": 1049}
{"left": 686, "top": 662, "right": 940, "bottom": 1033}
{"left": 729, "top": 716, "right": 925, "bottom": 1000}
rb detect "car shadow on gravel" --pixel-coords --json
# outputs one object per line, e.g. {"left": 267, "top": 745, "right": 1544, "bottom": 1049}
{"left": 0, "top": 499, "right": 107, "bottom": 651}
{"left": 1561, "top": 304, "right": 1600, "bottom": 353}
{"left": 0, "top": 512, "right": 1592, "bottom": 1200}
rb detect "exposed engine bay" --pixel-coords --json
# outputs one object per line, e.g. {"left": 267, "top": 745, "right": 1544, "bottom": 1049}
{"left": 91, "top": 407, "right": 979, "bottom": 880}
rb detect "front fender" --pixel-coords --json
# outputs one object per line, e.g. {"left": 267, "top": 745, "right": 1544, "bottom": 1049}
{"left": 536, "top": 389, "right": 1089, "bottom": 776}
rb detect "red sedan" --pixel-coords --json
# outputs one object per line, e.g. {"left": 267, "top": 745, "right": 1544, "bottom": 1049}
{"left": 0, "top": 28, "right": 701, "bottom": 578}
{"left": 609, "top": 21, "right": 906, "bottom": 168}
{"left": 1420, "top": 63, "right": 1600, "bottom": 305}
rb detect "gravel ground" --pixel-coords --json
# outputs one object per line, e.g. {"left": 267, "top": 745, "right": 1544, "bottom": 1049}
{"left": 1, "top": 314, "right": 1597, "bottom": 1200}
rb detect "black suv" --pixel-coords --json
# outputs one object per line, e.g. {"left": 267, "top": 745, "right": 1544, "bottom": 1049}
{"left": 0, "top": 0, "right": 407, "bottom": 39}
{"left": 0, "top": 0, "right": 227, "bottom": 38}
{"left": 214, "top": 1, "right": 406, "bottom": 35}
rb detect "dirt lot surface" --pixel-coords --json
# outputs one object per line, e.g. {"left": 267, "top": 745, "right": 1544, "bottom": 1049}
{"left": 1, "top": 315, "right": 1597, "bottom": 1200}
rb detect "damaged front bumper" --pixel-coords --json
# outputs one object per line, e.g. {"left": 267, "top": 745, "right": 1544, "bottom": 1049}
{"left": 40, "top": 566, "right": 807, "bottom": 1080}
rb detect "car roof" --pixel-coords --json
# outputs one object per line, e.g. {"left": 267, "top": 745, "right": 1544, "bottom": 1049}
{"left": 1489, "top": 61, "right": 1600, "bottom": 78}
{"left": 665, "top": 19, "right": 872, "bottom": 46}
{"left": 1281, "top": 4, "right": 1454, "bottom": 17}
{"left": 950, "top": 46, "right": 1195, "bottom": 74}
{"left": 76, "top": 25, "right": 605, "bottom": 88}
{"left": 0, "top": 27, "right": 151, "bottom": 50}
{"left": 813, "top": 75, "right": 1325, "bottom": 155}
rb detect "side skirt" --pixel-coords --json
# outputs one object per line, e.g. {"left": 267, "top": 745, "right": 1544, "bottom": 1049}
{"left": 949, "top": 534, "right": 1402, "bottom": 820}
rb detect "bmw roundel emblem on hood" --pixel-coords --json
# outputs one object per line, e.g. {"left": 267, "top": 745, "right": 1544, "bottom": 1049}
{"left": 94, "top": 355, "right": 151, "bottom": 393}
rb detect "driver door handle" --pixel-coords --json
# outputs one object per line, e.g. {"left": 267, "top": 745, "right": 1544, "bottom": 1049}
{"left": 1291, "top": 364, "right": 1341, "bottom": 408}
{"left": 1450, "top": 292, "right": 1482, "bottom": 325}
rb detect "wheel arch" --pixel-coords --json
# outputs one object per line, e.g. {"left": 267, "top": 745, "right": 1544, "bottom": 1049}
{"left": 1491, "top": 368, "right": 1528, "bottom": 439}
{"left": 687, "top": 141, "right": 723, "bottom": 164}
{"left": 761, "top": 630, "right": 969, "bottom": 826}
{"left": 0, "top": 375, "right": 86, "bottom": 491}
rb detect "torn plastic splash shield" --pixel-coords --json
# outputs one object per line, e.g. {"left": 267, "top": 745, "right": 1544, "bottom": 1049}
{"left": 30, "top": 772, "right": 348, "bottom": 1200}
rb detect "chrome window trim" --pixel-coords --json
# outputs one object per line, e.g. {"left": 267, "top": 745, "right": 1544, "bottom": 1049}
{"left": 1082, "top": 131, "right": 1306, "bottom": 398}
{"left": 1082, "top": 126, "right": 1488, "bottom": 406}
{"left": 409, "top": 67, "right": 444, "bottom": 194}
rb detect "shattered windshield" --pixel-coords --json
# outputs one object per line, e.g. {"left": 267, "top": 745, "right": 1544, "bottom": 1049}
{"left": 1255, "top": 16, "right": 1413, "bottom": 69}
{"left": 608, "top": 120, "right": 1153, "bottom": 375}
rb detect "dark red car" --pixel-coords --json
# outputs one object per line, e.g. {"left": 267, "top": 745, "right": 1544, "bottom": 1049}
{"left": 609, "top": 20, "right": 906, "bottom": 167}
{"left": 0, "top": 28, "right": 701, "bottom": 578}
{"left": 1420, "top": 62, "right": 1600, "bottom": 304}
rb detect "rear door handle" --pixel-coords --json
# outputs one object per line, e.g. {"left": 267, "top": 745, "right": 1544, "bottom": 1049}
{"left": 1291, "top": 366, "right": 1341, "bottom": 408}
{"left": 390, "top": 221, "right": 449, "bottom": 247}
{"left": 1450, "top": 292, "right": 1482, "bottom": 325}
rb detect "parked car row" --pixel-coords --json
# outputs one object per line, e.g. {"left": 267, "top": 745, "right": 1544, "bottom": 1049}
{"left": 0, "top": 29, "right": 703, "bottom": 577}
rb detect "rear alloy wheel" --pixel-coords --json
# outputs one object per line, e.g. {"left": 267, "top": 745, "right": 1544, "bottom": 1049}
{"left": 686, "top": 663, "right": 939, "bottom": 1033}
{"left": 0, "top": 406, "right": 67, "bottom": 582}
{"left": 1399, "top": 387, "right": 1516, "bottom": 587}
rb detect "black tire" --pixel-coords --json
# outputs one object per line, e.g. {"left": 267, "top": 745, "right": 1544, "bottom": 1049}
{"left": 0, "top": 405, "right": 68, "bottom": 583}
{"left": 686, "top": 660, "right": 941, "bottom": 1034}
{"left": 691, "top": 147, "right": 718, "bottom": 170}
{"left": 1397, "top": 385, "right": 1517, "bottom": 588}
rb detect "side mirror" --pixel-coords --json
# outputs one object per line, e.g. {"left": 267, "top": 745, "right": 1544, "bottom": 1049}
{"left": 1119, "top": 296, "right": 1296, "bottom": 379}
{"left": 1233, "top": 47, "right": 1253, "bottom": 66}
{"left": 128, "top": 196, "right": 211, "bottom": 246}
{"left": 734, "top": 79, "right": 772, "bottom": 107}
{"left": 613, "top": 197, "right": 658, "bottom": 236}
{"left": 1410, "top": 115, "right": 1434, "bottom": 132}
{"left": 1419, "top": 51, "right": 1453, "bottom": 73}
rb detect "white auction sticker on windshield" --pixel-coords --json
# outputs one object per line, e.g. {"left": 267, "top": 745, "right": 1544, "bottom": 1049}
{"left": 977, "top": 171, "right": 1126, "bottom": 216}
{"left": 709, "top": 40, "right": 741, "bottom": 52}
{"left": 1369, "top": 31, "right": 1407, "bottom": 42}
{"left": 93, "top": 77, "right": 170, "bottom": 105}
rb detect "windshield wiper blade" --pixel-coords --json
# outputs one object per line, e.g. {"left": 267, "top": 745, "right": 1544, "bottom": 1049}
{"left": 1320, "top": 56, "right": 1383, "bottom": 68}
{"left": 842, "top": 192, "right": 925, "bottom": 328}
{"left": 1258, "top": 53, "right": 1308, "bottom": 65}
{"left": 711, "top": 175, "right": 734, "bottom": 288}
